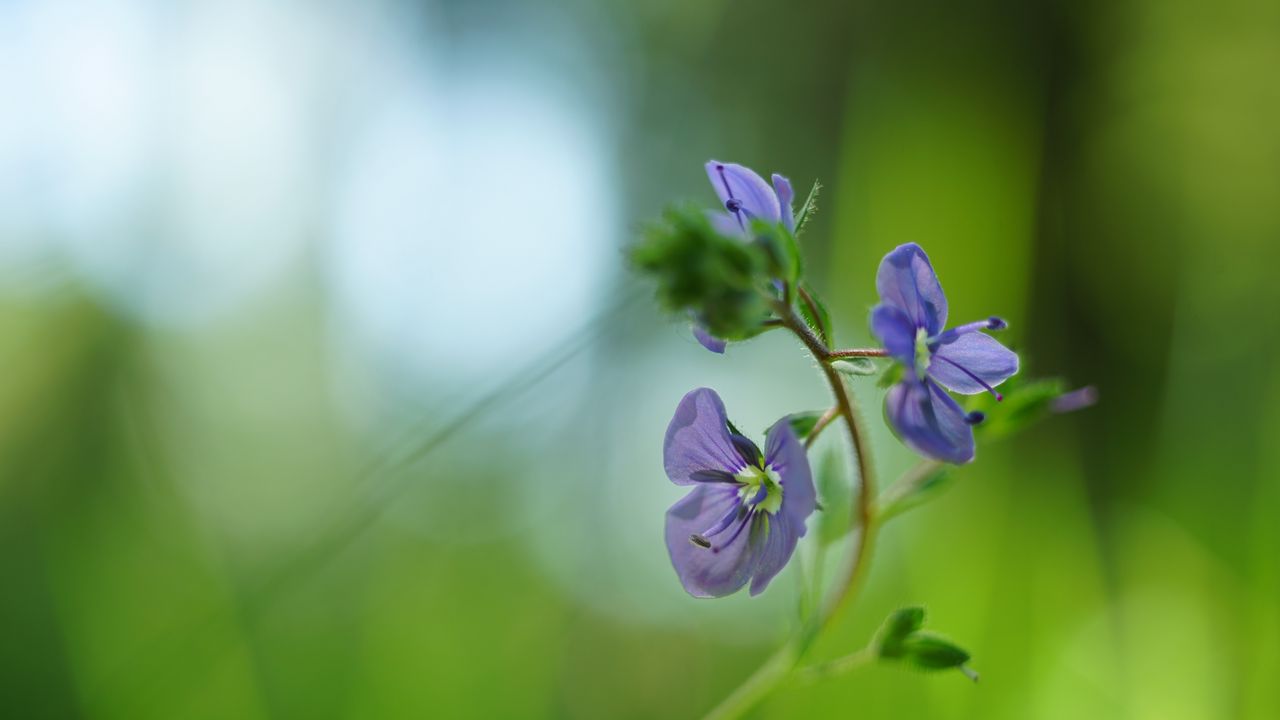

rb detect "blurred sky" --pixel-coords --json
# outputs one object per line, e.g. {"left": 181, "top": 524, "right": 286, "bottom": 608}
{"left": 1, "top": 0, "right": 1278, "bottom": 718}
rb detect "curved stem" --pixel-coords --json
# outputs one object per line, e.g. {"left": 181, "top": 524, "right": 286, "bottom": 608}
{"left": 789, "top": 309, "right": 878, "bottom": 640}
{"left": 701, "top": 302, "right": 880, "bottom": 720}
{"left": 702, "top": 645, "right": 798, "bottom": 720}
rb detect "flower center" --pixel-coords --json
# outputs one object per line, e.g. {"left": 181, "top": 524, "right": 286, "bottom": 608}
{"left": 914, "top": 326, "right": 932, "bottom": 378}
{"left": 735, "top": 464, "right": 783, "bottom": 515}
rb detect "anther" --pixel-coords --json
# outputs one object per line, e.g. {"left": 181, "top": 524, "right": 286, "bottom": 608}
{"left": 725, "top": 198, "right": 743, "bottom": 212}
{"left": 964, "top": 411, "right": 986, "bottom": 425}
{"left": 987, "top": 316, "right": 1008, "bottom": 330}
{"left": 689, "top": 534, "right": 712, "bottom": 549}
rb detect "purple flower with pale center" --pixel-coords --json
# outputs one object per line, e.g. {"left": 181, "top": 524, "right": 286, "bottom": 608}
{"left": 663, "top": 388, "right": 816, "bottom": 597}
{"left": 691, "top": 160, "right": 795, "bottom": 353}
{"left": 871, "top": 243, "right": 1019, "bottom": 464}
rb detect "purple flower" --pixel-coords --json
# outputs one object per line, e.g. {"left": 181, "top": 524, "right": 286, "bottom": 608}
{"left": 705, "top": 160, "right": 795, "bottom": 235}
{"left": 871, "top": 243, "right": 1018, "bottom": 464}
{"left": 1051, "top": 385, "right": 1098, "bottom": 414}
{"left": 663, "top": 388, "right": 816, "bottom": 597}
{"left": 691, "top": 160, "right": 795, "bottom": 353}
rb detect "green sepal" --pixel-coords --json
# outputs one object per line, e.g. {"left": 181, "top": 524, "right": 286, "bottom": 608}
{"left": 749, "top": 218, "right": 802, "bottom": 286}
{"left": 796, "top": 283, "right": 834, "bottom": 347}
{"left": 771, "top": 411, "right": 824, "bottom": 443}
{"left": 793, "top": 180, "right": 821, "bottom": 238}
{"left": 725, "top": 417, "right": 745, "bottom": 437}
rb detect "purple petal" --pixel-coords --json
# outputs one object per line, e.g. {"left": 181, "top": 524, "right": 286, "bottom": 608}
{"left": 705, "top": 209, "right": 744, "bottom": 239}
{"left": 749, "top": 513, "right": 798, "bottom": 596}
{"left": 744, "top": 420, "right": 816, "bottom": 596}
{"left": 705, "top": 160, "right": 781, "bottom": 224}
{"left": 885, "top": 379, "right": 975, "bottom": 464}
{"left": 764, "top": 420, "right": 817, "bottom": 528}
{"left": 691, "top": 324, "right": 727, "bottom": 354}
{"left": 665, "top": 485, "right": 762, "bottom": 597}
{"left": 928, "top": 333, "right": 1019, "bottom": 395}
{"left": 771, "top": 173, "right": 795, "bottom": 232}
{"left": 664, "top": 388, "right": 748, "bottom": 485}
{"left": 875, "top": 243, "right": 948, "bottom": 335}
{"left": 870, "top": 303, "right": 917, "bottom": 366}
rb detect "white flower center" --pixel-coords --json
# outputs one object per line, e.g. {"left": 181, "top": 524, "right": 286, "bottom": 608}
{"left": 735, "top": 464, "right": 784, "bottom": 515}
{"left": 914, "top": 326, "right": 932, "bottom": 378}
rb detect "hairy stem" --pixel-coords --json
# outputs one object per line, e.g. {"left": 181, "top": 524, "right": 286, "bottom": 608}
{"left": 804, "top": 406, "right": 840, "bottom": 449}
{"left": 701, "top": 301, "right": 879, "bottom": 720}
{"left": 829, "top": 347, "right": 890, "bottom": 359}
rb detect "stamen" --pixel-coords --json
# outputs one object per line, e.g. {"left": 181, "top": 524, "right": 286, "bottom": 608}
{"left": 930, "top": 317, "right": 1008, "bottom": 347}
{"left": 712, "top": 513, "right": 754, "bottom": 554}
{"left": 932, "top": 355, "right": 1004, "bottom": 401}
{"left": 747, "top": 484, "right": 769, "bottom": 507}
{"left": 689, "top": 469, "right": 738, "bottom": 484}
{"left": 689, "top": 534, "right": 712, "bottom": 548}
{"left": 964, "top": 411, "right": 986, "bottom": 425}
{"left": 716, "top": 164, "right": 748, "bottom": 232}
{"left": 702, "top": 502, "right": 744, "bottom": 539}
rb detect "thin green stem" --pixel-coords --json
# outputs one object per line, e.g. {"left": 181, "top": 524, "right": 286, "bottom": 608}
{"left": 794, "top": 646, "right": 876, "bottom": 684}
{"left": 700, "top": 301, "right": 880, "bottom": 720}
{"left": 875, "top": 459, "right": 944, "bottom": 522}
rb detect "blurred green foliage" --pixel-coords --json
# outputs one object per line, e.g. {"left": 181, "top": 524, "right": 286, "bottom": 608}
{"left": 2, "top": 0, "right": 1279, "bottom": 718}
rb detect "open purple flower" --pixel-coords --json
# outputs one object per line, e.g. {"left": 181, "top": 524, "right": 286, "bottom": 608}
{"left": 691, "top": 160, "right": 795, "bottom": 353}
{"left": 871, "top": 243, "right": 1018, "bottom": 464}
{"left": 663, "top": 387, "right": 816, "bottom": 597}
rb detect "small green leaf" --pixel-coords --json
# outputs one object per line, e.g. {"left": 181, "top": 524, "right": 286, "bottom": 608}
{"left": 876, "top": 606, "right": 926, "bottom": 659}
{"left": 796, "top": 284, "right": 834, "bottom": 346}
{"left": 902, "top": 632, "right": 971, "bottom": 671}
{"left": 793, "top": 180, "right": 821, "bottom": 237}
{"left": 816, "top": 448, "right": 851, "bottom": 545}
{"left": 833, "top": 358, "right": 877, "bottom": 376}
{"left": 725, "top": 418, "right": 745, "bottom": 437}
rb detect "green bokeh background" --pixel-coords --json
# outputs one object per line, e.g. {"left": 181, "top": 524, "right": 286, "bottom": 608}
{"left": 3, "top": 0, "right": 1278, "bottom": 718}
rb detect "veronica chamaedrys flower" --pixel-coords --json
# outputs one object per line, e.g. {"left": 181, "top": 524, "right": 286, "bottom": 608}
{"left": 692, "top": 160, "right": 795, "bottom": 352}
{"left": 871, "top": 243, "right": 1019, "bottom": 464}
{"left": 663, "top": 387, "right": 816, "bottom": 597}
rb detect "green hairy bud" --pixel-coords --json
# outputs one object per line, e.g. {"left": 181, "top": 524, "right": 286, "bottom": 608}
{"left": 630, "top": 203, "right": 772, "bottom": 339}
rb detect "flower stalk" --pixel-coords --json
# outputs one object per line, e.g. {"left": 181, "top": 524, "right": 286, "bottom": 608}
{"left": 701, "top": 298, "right": 879, "bottom": 720}
{"left": 638, "top": 160, "right": 1091, "bottom": 720}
